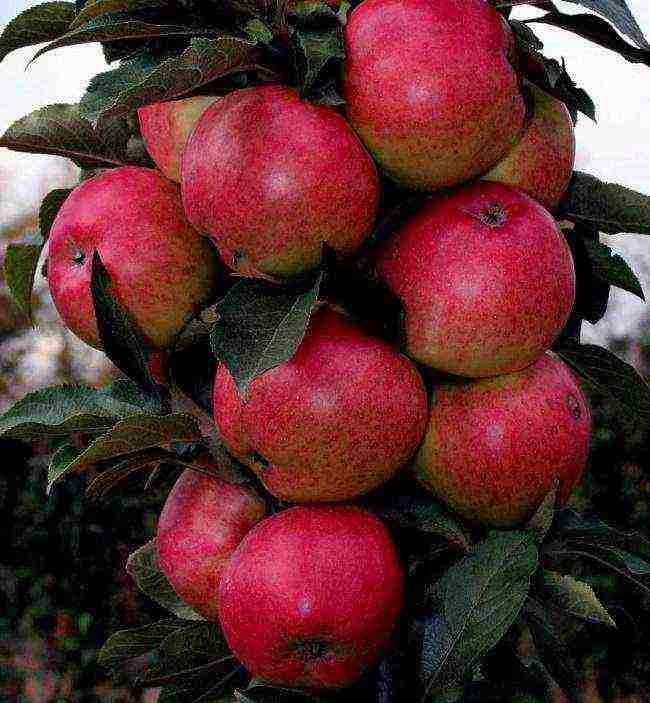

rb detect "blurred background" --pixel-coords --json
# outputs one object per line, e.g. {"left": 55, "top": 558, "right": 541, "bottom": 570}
{"left": 0, "top": 1, "right": 649, "bottom": 701}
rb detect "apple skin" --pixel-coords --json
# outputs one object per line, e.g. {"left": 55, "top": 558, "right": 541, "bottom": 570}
{"left": 218, "top": 505, "right": 404, "bottom": 689}
{"left": 484, "top": 84, "right": 576, "bottom": 210}
{"left": 138, "top": 96, "right": 219, "bottom": 182}
{"left": 415, "top": 352, "right": 591, "bottom": 527}
{"left": 47, "top": 166, "right": 218, "bottom": 351}
{"left": 213, "top": 307, "right": 428, "bottom": 502}
{"left": 156, "top": 467, "right": 267, "bottom": 621}
{"left": 373, "top": 181, "right": 576, "bottom": 378}
{"left": 181, "top": 85, "right": 380, "bottom": 279}
{"left": 343, "top": 0, "right": 525, "bottom": 191}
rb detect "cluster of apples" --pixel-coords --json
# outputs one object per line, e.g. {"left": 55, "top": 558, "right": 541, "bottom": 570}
{"left": 44, "top": 0, "right": 592, "bottom": 691}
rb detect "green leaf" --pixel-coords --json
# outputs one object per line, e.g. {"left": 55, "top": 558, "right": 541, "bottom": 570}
{"left": 526, "top": 482, "right": 558, "bottom": 545}
{"left": 560, "top": 171, "right": 650, "bottom": 234}
{"left": 244, "top": 19, "right": 274, "bottom": 45}
{"left": 98, "top": 619, "right": 184, "bottom": 675}
{"left": 39, "top": 188, "right": 73, "bottom": 239}
{"left": 293, "top": 26, "right": 345, "bottom": 95}
{"left": 599, "top": 547, "right": 650, "bottom": 575}
{"left": 47, "top": 412, "right": 200, "bottom": 491}
{"left": 530, "top": 10, "right": 650, "bottom": 65}
{"left": 210, "top": 274, "right": 322, "bottom": 396}
{"left": 126, "top": 540, "right": 206, "bottom": 620}
{"left": 93, "top": 36, "right": 258, "bottom": 126}
{"left": 0, "top": 2, "right": 76, "bottom": 64}
{"left": 582, "top": 239, "right": 645, "bottom": 300}
{"left": 0, "top": 379, "right": 163, "bottom": 441}
{"left": 90, "top": 250, "right": 157, "bottom": 391}
{"left": 561, "top": 0, "right": 649, "bottom": 49}
{"left": 554, "top": 339, "right": 650, "bottom": 424}
{"left": 30, "top": 11, "right": 217, "bottom": 63}
{"left": 0, "top": 104, "right": 129, "bottom": 169}
{"left": 4, "top": 233, "right": 45, "bottom": 323}
{"left": 421, "top": 531, "right": 538, "bottom": 695}
{"left": 72, "top": 0, "right": 172, "bottom": 29}
{"left": 537, "top": 570, "right": 617, "bottom": 627}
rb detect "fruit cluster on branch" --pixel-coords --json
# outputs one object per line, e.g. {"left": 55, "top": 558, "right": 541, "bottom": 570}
{"left": 2, "top": 0, "right": 650, "bottom": 701}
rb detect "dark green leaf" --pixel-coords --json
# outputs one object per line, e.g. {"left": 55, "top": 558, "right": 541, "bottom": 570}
{"left": 421, "top": 531, "right": 538, "bottom": 695}
{"left": 560, "top": 171, "right": 650, "bottom": 234}
{"left": 98, "top": 619, "right": 184, "bottom": 675}
{"left": 561, "top": 0, "right": 649, "bottom": 49}
{"left": 0, "top": 104, "right": 128, "bottom": 168}
{"left": 210, "top": 273, "right": 322, "bottom": 396}
{"left": 554, "top": 339, "right": 650, "bottom": 423}
{"left": 47, "top": 412, "right": 200, "bottom": 491}
{"left": 599, "top": 547, "right": 650, "bottom": 575}
{"left": 0, "top": 379, "right": 163, "bottom": 441}
{"left": 30, "top": 11, "right": 217, "bottom": 63}
{"left": 530, "top": 10, "right": 650, "bottom": 64}
{"left": 244, "top": 19, "right": 274, "bottom": 44}
{"left": 90, "top": 250, "right": 156, "bottom": 390}
{"left": 39, "top": 188, "right": 73, "bottom": 239}
{"left": 72, "top": 0, "right": 172, "bottom": 29}
{"left": 526, "top": 482, "right": 558, "bottom": 544}
{"left": 293, "top": 26, "right": 345, "bottom": 95}
{"left": 0, "top": 2, "right": 76, "bottom": 64}
{"left": 582, "top": 238, "right": 645, "bottom": 300}
{"left": 126, "top": 540, "right": 206, "bottom": 620}
{"left": 537, "top": 570, "right": 617, "bottom": 627}
{"left": 509, "top": 19, "right": 543, "bottom": 51}
{"left": 4, "top": 233, "right": 45, "bottom": 322}
{"left": 94, "top": 36, "right": 258, "bottom": 126}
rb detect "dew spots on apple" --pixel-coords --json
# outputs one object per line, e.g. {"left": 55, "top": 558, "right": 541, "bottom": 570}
{"left": 567, "top": 394, "right": 582, "bottom": 420}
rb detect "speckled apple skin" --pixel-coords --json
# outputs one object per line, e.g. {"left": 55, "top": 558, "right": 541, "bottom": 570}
{"left": 213, "top": 307, "right": 428, "bottom": 502}
{"left": 138, "top": 96, "right": 219, "bottom": 182}
{"left": 218, "top": 505, "right": 404, "bottom": 689}
{"left": 415, "top": 352, "right": 591, "bottom": 527}
{"left": 373, "top": 181, "right": 576, "bottom": 377}
{"left": 484, "top": 84, "right": 575, "bottom": 210}
{"left": 156, "top": 468, "right": 267, "bottom": 621}
{"left": 343, "top": 0, "right": 525, "bottom": 191}
{"left": 181, "top": 86, "right": 380, "bottom": 279}
{"left": 47, "top": 167, "right": 218, "bottom": 351}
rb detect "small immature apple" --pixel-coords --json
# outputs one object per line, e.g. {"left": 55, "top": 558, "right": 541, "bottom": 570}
{"left": 484, "top": 84, "right": 576, "bottom": 210}
{"left": 138, "top": 96, "right": 219, "bottom": 182}
{"left": 415, "top": 352, "right": 591, "bottom": 527}
{"left": 157, "top": 466, "right": 267, "bottom": 621}
{"left": 373, "top": 181, "right": 576, "bottom": 377}
{"left": 181, "top": 85, "right": 380, "bottom": 279}
{"left": 213, "top": 306, "right": 428, "bottom": 502}
{"left": 47, "top": 166, "right": 218, "bottom": 351}
{"left": 343, "top": 0, "right": 525, "bottom": 191}
{"left": 218, "top": 505, "right": 404, "bottom": 689}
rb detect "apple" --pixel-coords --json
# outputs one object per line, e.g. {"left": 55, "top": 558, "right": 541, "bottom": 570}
{"left": 157, "top": 465, "right": 267, "bottom": 621}
{"left": 218, "top": 505, "right": 404, "bottom": 689}
{"left": 181, "top": 85, "right": 380, "bottom": 279}
{"left": 483, "top": 84, "right": 575, "bottom": 210}
{"left": 213, "top": 306, "right": 428, "bottom": 502}
{"left": 415, "top": 352, "right": 591, "bottom": 527}
{"left": 373, "top": 181, "right": 576, "bottom": 377}
{"left": 343, "top": 0, "right": 525, "bottom": 191}
{"left": 47, "top": 166, "right": 219, "bottom": 351}
{"left": 138, "top": 96, "right": 219, "bottom": 182}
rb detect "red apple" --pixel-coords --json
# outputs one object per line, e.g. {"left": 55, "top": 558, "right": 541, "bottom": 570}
{"left": 484, "top": 84, "right": 575, "bottom": 210}
{"left": 415, "top": 352, "right": 591, "bottom": 527}
{"left": 47, "top": 166, "right": 218, "bottom": 351}
{"left": 218, "top": 505, "right": 404, "bottom": 689}
{"left": 181, "top": 85, "right": 380, "bottom": 278}
{"left": 213, "top": 306, "right": 428, "bottom": 502}
{"left": 343, "top": 0, "right": 525, "bottom": 191}
{"left": 138, "top": 96, "right": 219, "bottom": 182}
{"left": 157, "top": 466, "right": 267, "bottom": 621}
{"left": 373, "top": 181, "right": 575, "bottom": 377}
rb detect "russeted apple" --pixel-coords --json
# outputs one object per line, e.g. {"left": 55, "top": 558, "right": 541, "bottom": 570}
{"left": 343, "top": 0, "right": 525, "bottom": 191}
{"left": 415, "top": 352, "right": 591, "bottom": 527}
{"left": 138, "top": 96, "right": 219, "bottom": 182}
{"left": 181, "top": 85, "right": 380, "bottom": 279}
{"left": 157, "top": 466, "right": 267, "bottom": 621}
{"left": 373, "top": 181, "right": 576, "bottom": 377}
{"left": 47, "top": 166, "right": 218, "bottom": 351}
{"left": 218, "top": 505, "right": 404, "bottom": 689}
{"left": 484, "top": 84, "right": 576, "bottom": 210}
{"left": 213, "top": 306, "right": 428, "bottom": 502}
